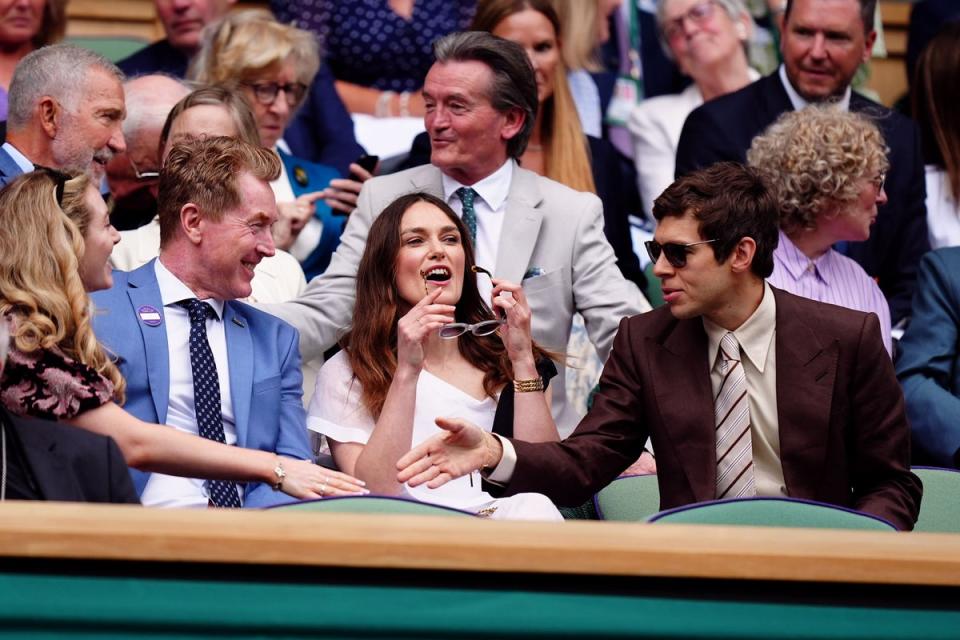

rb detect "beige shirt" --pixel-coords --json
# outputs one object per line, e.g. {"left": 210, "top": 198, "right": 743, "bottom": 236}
{"left": 702, "top": 283, "right": 786, "bottom": 497}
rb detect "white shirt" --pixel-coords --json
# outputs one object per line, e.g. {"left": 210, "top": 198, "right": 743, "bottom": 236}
{"left": 441, "top": 159, "right": 514, "bottom": 304}
{"left": 778, "top": 64, "right": 852, "bottom": 112}
{"left": 925, "top": 165, "right": 960, "bottom": 250}
{"left": 2, "top": 142, "right": 34, "bottom": 173}
{"left": 139, "top": 259, "right": 240, "bottom": 508}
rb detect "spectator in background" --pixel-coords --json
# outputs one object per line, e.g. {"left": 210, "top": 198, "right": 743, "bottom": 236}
{"left": 272, "top": 0, "right": 475, "bottom": 118}
{"left": 0, "top": 168, "right": 355, "bottom": 502}
{"left": 111, "top": 86, "right": 307, "bottom": 306}
{"left": 904, "top": 0, "right": 960, "bottom": 115}
{"left": 190, "top": 10, "right": 370, "bottom": 279}
{"left": 118, "top": 0, "right": 363, "bottom": 176}
{"left": 1, "top": 44, "right": 125, "bottom": 187}
{"left": 628, "top": 0, "right": 758, "bottom": 219}
{"left": 0, "top": 0, "right": 65, "bottom": 120}
{"left": 748, "top": 107, "right": 892, "bottom": 355}
{"left": 912, "top": 22, "right": 960, "bottom": 250}
{"left": 105, "top": 74, "right": 190, "bottom": 231}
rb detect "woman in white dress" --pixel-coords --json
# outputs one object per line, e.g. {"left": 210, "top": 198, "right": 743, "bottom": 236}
{"left": 308, "top": 192, "right": 562, "bottom": 520}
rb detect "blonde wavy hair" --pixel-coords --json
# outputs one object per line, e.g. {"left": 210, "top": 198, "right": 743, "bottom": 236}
{"left": 747, "top": 106, "right": 889, "bottom": 233}
{"left": 188, "top": 9, "right": 320, "bottom": 90}
{"left": 0, "top": 171, "right": 125, "bottom": 401}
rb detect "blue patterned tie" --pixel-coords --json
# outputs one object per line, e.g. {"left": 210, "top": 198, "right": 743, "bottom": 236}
{"left": 179, "top": 299, "right": 242, "bottom": 508}
{"left": 455, "top": 187, "right": 478, "bottom": 244}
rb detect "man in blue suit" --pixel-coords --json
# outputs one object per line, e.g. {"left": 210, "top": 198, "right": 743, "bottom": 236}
{"left": 674, "top": 0, "right": 927, "bottom": 326}
{"left": 92, "top": 136, "right": 311, "bottom": 508}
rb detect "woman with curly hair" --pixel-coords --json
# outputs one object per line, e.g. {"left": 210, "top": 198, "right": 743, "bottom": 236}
{"left": 308, "top": 192, "right": 562, "bottom": 520}
{"left": 0, "top": 169, "right": 364, "bottom": 501}
{"left": 747, "top": 106, "right": 892, "bottom": 355}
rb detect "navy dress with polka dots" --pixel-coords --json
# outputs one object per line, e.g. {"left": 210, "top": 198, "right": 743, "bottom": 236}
{"left": 273, "top": 0, "right": 475, "bottom": 92}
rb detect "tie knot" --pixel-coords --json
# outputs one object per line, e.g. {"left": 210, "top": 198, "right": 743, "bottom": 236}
{"left": 719, "top": 332, "right": 741, "bottom": 364}
{"left": 178, "top": 299, "right": 215, "bottom": 325}
{"left": 455, "top": 186, "right": 477, "bottom": 208}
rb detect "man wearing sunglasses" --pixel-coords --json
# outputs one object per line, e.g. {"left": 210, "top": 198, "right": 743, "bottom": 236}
{"left": 398, "top": 162, "right": 921, "bottom": 531}
{"left": 675, "top": 0, "right": 927, "bottom": 329}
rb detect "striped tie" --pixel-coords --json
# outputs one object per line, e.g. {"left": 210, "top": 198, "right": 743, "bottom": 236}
{"left": 715, "top": 332, "right": 755, "bottom": 500}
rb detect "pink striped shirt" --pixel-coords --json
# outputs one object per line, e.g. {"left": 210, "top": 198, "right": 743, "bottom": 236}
{"left": 768, "top": 231, "right": 893, "bottom": 356}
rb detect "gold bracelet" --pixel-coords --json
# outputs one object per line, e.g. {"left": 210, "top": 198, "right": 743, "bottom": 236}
{"left": 271, "top": 457, "right": 286, "bottom": 491}
{"left": 513, "top": 377, "right": 544, "bottom": 393}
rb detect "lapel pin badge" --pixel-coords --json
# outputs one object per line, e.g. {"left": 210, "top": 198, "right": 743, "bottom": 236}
{"left": 293, "top": 166, "right": 309, "bottom": 187}
{"left": 232, "top": 316, "right": 246, "bottom": 328}
{"left": 137, "top": 305, "right": 162, "bottom": 327}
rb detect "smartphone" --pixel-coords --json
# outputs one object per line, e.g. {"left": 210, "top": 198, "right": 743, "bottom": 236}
{"left": 351, "top": 154, "right": 379, "bottom": 180}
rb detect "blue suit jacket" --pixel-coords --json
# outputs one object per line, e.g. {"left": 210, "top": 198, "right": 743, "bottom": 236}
{"left": 896, "top": 248, "right": 960, "bottom": 468}
{"left": 278, "top": 149, "right": 345, "bottom": 280}
{"left": 90, "top": 260, "right": 311, "bottom": 507}
{"left": 0, "top": 144, "right": 24, "bottom": 188}
{"left": 674, "top": 72, "right": 929, "bottom": 326}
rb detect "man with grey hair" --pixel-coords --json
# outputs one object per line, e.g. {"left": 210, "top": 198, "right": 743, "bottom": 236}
{"left": 105, "top": 74, "right": 190, "bottom": 230}
{"left": 0, "top": 44, "right": 126, "bottom": 187}
{"left": 0, "top": 318, "right": 140, "bottom": 503}
{"left": 267, "top": 31, "right": 650, "bottom": 437}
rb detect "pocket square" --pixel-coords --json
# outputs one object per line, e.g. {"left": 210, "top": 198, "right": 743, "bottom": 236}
{"left": 523, "top": 266, "right": 546, "bottom": 280}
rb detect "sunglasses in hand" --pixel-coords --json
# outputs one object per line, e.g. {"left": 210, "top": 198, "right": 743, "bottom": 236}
{"left": 438, "top": 265, "right": 506, "bottom": 339}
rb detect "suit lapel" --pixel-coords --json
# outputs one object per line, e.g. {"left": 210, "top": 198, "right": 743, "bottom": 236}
{"left": 223, "top": 302, "right": 252, "bottom": 447}
{"left": 127, "top": 261, "right": 171, "bottom": 424}
{"left": 495, "top": 167, "right": 544, "bottom": 283}
{"left": 648, "top": 319, "right": 717, "bottom": 501}
{"left": 773, "top": 290, "right": 838, "bottom": 499}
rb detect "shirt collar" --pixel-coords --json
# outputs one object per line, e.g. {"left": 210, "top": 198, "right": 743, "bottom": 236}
{"left": 2, "top": 142, "right": 34, "bottom": 173}
{"left": 778, "top": 64, "right": 851, "bottom": 112}
{"left": 703, "top": 282, "right": 777, "bottom": 373}
{"left": 442, "top": 159, "right": 514, "bottom": 212}
{"left": 154, "top": 258, "right": 225, "bottom": 320}
{"left": 775, "top": 230, "right": 837, "bottom": 286}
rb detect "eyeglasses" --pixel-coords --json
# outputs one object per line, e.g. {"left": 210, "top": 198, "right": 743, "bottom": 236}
{"left": 662, "top": 0, "right": 717, "bottom": 41}
{"left": 242, "top": 81, "right": 308, "bottom": 107}
{"left": 645, "top": 238, "right": 717, "bottom": 268}
{"left": 129, "top": 156, "right": 159, "bottom": 181}
{"left": 871, "top": 171, "right": 887, "bottom": 192}
{"left": 438, "top": 265, "right": 506, "bottom": 339}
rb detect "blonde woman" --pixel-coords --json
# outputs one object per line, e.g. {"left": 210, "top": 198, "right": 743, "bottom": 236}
{"left": 747, "top": 106, "right": 893, "bottom": 355}
{"left": 0, "top": 169, "right": 364, "bottom": 502}
{"left": 190, "top": 10, "right": 373, "bottom": 279}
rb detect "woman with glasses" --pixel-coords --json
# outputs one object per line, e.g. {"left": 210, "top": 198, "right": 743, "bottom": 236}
{"left": 627, "top": 0, "right": 757, "bottom": 220}
{"left": 0, "top": 169, "right": 365, "bottom": 501}
{"left": 747, "top": 106, "right": 893, "bottom": 356}
{"left": 190, "top": 10, "right": 365, "bottom": 280}
{"left": 308, "top": 192, "right": 562, "bottom": 520}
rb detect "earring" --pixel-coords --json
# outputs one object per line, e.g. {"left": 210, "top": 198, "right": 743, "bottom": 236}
{"left": 735, "top": 22, "right": 747, "bottom": 39}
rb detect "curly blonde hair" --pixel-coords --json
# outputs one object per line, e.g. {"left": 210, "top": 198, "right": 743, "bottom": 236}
{"left": 747, "top": 106, "right": 889, "bottom": 233}
{"left": 0, "top": 171, "right": 125, "bottom": 401}
{"left": 188, "top": 9, "right": 320, "bottom": 89}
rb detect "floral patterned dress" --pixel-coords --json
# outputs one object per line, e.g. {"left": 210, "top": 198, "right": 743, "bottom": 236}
{"left": 1, "top": 344, "right": 113, "bottom": 421}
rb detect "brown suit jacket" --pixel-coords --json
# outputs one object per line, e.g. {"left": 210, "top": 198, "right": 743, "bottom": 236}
{"left": 504, "top": 287, "right": 922, "bottom": 530}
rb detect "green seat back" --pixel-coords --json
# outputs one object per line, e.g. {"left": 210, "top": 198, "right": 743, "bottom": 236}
{"left": 66, "top": 36, "right": 148, "bottom": 63}
{"left": 912, "top": 467, "right": 960, "bottom": 533}
{"left": 643, "top": 262, "right": 665, "bottom": 307}
{"left": 273, "top": 496, "right": 474, "bottom": 517}
{"left": 649, "top": 497, "right": 896, "bottom": 531}
{"left": 594, "top": 474, "right": 661, "bottom": 521}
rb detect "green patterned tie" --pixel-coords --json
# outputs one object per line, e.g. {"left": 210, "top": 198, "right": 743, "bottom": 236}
{"left": 455, "top": 187, "right": 478, "bottom": 244}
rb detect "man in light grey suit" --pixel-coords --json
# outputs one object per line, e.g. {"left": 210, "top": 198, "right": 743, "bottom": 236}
{"left": 267, "top": 32, "right": 649, "bottom": 435}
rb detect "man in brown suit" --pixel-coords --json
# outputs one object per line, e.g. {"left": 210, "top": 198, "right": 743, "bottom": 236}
{"left": 398, "top": 162, "right": 922, "bottom": 530}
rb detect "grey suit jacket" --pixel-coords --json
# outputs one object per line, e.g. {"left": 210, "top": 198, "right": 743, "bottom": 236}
{"left": 267, "top": 162, "right": 650, "bottom": 434}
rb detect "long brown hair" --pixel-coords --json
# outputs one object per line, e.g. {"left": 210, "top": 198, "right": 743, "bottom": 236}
{"left": 471, "top": 0, "right": 596, "bottom": 194}
{"left": 913, "top": 22, "right": 960, "bottom": 205}
{"left": 345, "top": 192, "right": 551, "bottom": 417}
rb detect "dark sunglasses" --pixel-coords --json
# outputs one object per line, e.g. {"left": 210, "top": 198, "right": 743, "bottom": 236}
{"left": 34, "top": 165, "right": 73, "bottom": 207}
{"left": 243, "top": 81, "right": 308, "bottom": 107}
{"left": 644, "top": 238, "right": 717, "bottom": 268}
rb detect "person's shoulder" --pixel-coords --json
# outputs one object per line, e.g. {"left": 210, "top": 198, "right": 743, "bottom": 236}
{"left": 277, "top": 149, "right": 338, "bottom": 179}
{"left": 850, "top": 92, "right": 916, "bottom": 134}
{"left": 228, "top": 299, "right": 299, "bottom": 342}
{"left": 10, "top": 411, "right": 113, "bottom": 452}
{"left": 688, "top": 73, "right": 769, "bottom": 121}
{"left": 117, "top": 39, "right": 186, "bottom": 77}
{"left": 774, "top": 286, "right": 871, "bottom": 331}
{"left": 519, "top": 167, "right": 599, "bottom": 207}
